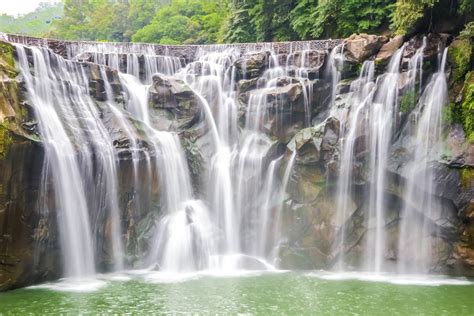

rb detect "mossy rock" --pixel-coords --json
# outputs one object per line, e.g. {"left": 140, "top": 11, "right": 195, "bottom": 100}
{"left": 0, "top": 40, "right": 16, "bottom": 75}
{"left": 0, "top": 119, "right": 13, "bottom": 158}
{"left": 460, "top": 168, "right": 474, "bottom": 190}
{"left": 460, "top": 72, "right": 474, "bottom": 143}
{"left": 448, "top": 38, "right": 472, "bottom": 85}
{"left": 0, "top": 41, "right": 18, "bottom": 158}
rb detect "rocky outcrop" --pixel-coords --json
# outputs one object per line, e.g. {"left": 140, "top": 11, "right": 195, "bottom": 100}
{"left": 279, "top": 117, "right": 340, "bottom": 268}
{"left": 235, "top": 51, "right": 271, "bottom": 80}
{"left": 376, "top": 35, "right": 404, "bottom": 64}
{"left": 345, "top": 34, "right": 388, "bottom": 63}
{"left": 148, "top": 74, "right": 202, "bottom": 131}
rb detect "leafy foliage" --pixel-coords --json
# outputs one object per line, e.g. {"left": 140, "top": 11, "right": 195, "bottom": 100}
{"left": 132, "top": 0, "right": 228, "bottom": 44}
{"left": 400, "top": 90, "right": 416, "bottom": 113}
{"left": 461, "top": 72, "right": 474, "bottom": 142}
{"left": 1, "top": 0, "right": 471, "bottom": 45}
{"left": 221, "top": 1, "right": 257, "bottom": 43}
{"left": 391, "top": 0, "right": 437, "bottom": 35}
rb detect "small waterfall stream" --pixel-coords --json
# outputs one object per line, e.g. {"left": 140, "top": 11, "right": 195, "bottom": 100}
{"left": 334, "top": 60, "right": 375, "bottom": 270}
{"left": 397, "top": 49, "right": 449, "bottom": 273}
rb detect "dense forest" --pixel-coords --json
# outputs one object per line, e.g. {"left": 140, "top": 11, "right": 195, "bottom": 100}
{"left": 1, "top": 0, "right": 473, "bottom": 43}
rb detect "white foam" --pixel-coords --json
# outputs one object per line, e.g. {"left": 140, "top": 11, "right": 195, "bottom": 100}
{"left": 144, "top": 271, "right": 203, "bottom": 284}
{"left": 28, "top": 278, "right": 107, "bottom": 293}
{"left": 307, "top": 271, "right": 474, "bottom": 286}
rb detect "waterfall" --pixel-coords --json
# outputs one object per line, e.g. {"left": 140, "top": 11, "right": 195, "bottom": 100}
{"left": 397, "top": 49, "right": 449, "bottom": 274}
{"left": 334, "top": 61, "right": 375, "bottom": 270}
{"left": 332, "top": 41, "right": 449, "bottom": 274}
{"left": 146, "top": 132, "right": 214, "bottom": 272}
{"left": 68, "top": 42, "right": 183, "bottom": 84}
{"left": 114, "top": 60, "right": 215, "bottom": 272}
{"left": 174, "top": 46, "right": 314, "bottom": 270}
{"left": 15, "top": 45, "right": 125, "bottom": 277}
{"left": 332, "top": 45, "right": 406, "bottom": 273}
{"left": 364, "top": 46, "right": 405, "bottom": 273}
{"left": 327, "top": 43, "right": 345, "bottom": 106}
{"left": 14, "top": 35, "right": 454, "bottom": 279}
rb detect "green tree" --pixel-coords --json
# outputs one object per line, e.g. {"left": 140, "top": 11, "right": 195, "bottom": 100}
{"left": 289, "top": 0, "right": 318, "bottom": 39}
{"left": 391, "top": 0, "right": 437, "bottom": 35}
{"left": 221, "top": 1, "right": 257, "bottom": 43}
{"left": 125, "top": 0, "right": 165, "bottom": 39}
{"left": 132, "top": 0, "right": 228, "bottom": 44}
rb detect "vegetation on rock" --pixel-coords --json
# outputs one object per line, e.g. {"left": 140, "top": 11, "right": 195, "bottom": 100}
{"left": 448, "top": 38, "right": 473, "bottom": 84}
{"left": 461, "top": 72, "right": 474, "bottom": 142}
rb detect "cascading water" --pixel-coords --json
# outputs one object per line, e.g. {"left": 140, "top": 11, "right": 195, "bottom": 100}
{"left": 332, "top": 44, "right": 406, "bottom": 273}
{"left": 397, "top": 49, "right": 449, "bottom": 274}
{"left": 114, "top": 87, "right": 211, "bottom": 273}
{"left": 364, "top": 46, "right": 405, "bottom": 273}
{"left": 332, "top": 40, "right": 450, "bottom": 275}
{"left": 181, "top": 47, "right": 308, "bottom": 269}
{"left": 327, "top": 43, "right": 345, "bottom": 107}
{"left": 13, "top": 33, "right": 455, "bottom": 280}
{"left": 69, "top": 42, "right": 182, "bottom": 83}
{"left": 15, "top": 45, "right": 126, "bottom": 277}
{"left": 333, "top": 60, "right": 375, "bottom": 270}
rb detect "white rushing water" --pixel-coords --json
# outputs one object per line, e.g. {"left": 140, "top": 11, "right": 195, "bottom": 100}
{"left": 331, "top": 46, "right": 406, "bottom": 273}
{"left": 397, "top": 49, "right": 449, "bottom": 273}
{"left": 11, "top": 34, "right": 451, "bottom": 281}
{"left": 333, "top": 60, "right": 375, "bottom": 270}
{"left": 364, "top": 45, "right": 405, "bottom": 274}
{"left": 15, "top": 45, "right": 124, "bottom": 277}
{"left": 332, "top": 39, "right": 450, "bottom": 275}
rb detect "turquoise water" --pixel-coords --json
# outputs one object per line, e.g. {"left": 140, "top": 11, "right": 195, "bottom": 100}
{"left": 1, "top": 272, "right": 473, "bottom": 315}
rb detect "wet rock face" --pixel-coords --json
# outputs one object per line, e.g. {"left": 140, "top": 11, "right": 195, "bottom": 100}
{"left": 87, "top": 63, "right": 122, "bottom": 102}
{"left": 0, "top": 142, "right": 62, "bottom": 291}
{"left": 456, "top": 201, "right": 474, "bottom": 273}
{"left": 285, "top": 117, "right": 340, "bottom": 203}
{"left": 0, "top": 41, "right": 61, "bottom": 291}
{"left": 403, "top": 33, "right": 450, "bottom": 61}
{"left": 234, "top": 51, "right": 271, "bottom": 79}
{"left": 285, "top": 50, "right": 327, "bottom": 79}
{"left": 279, "top": 118, "right": 340, "bottom": 269}
{"left": 148, "top": 74, "right": 202, "bottom": 131}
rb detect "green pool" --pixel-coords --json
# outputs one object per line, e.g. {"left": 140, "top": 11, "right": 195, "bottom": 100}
{"left": 1, "top": 272, "right": 473, "bottom": 315}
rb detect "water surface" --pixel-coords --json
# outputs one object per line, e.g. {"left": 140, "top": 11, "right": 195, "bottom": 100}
{"left": 1, "top": 272, "right": 473, "bottom": 315}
